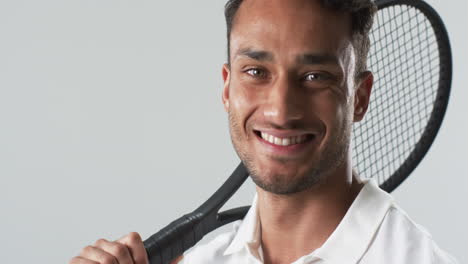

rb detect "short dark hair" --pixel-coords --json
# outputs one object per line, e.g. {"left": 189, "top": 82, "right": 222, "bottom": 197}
{"left": 224, "top": 0, "right": 377, "bottom": 77}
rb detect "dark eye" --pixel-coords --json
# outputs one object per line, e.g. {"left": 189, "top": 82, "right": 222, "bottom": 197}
{"left": 304, "top": 73, "right": 328, "bottom": 81}
{"left": 245, "top": 68, "right": 266, "bottom": 78}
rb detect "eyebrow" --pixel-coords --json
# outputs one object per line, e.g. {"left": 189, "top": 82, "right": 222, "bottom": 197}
{"left": 296, "top": 53, "right": 339, "bottom": 65}
{"left": 235, "top": 48, "right": 274, "bottom": 61}
{"left": 235, "top": 48, "right": 340, "bottom": 67}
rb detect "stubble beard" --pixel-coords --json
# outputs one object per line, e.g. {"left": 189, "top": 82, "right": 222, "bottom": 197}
{"left": 228, "top": 108, "right": 352, "bottom": 195}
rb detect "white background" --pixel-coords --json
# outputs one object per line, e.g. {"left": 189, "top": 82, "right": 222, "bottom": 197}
{"left": 0, "top": 1, "right": 466, "bottom": 263}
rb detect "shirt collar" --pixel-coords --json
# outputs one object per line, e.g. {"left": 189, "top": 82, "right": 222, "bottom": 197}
{"left": 223, "top": 194, "right": 261, "bottom": 256}
{"left": 223, "top": 180, "right": 394, "bottom": 263}
{"left": 313, "top": 179, "right": 394, "bottom": 263}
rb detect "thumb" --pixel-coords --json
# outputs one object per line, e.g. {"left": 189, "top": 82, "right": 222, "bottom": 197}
{"left": 170, "top": 255, "right": 183, "bottom": 264}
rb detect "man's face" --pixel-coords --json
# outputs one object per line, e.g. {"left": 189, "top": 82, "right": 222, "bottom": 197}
{"left": 222, "top": 0, "right": 371, "bottom": 194}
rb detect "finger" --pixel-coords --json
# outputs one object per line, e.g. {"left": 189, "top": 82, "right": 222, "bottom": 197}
{"left": 117, "top": 232, "right": 148, "bottom": 264}
{"left": 69, "top": 256, "right": 99, "bottom": 264}
{"left": 95, "top": 238, "right": 134, "bottom": 264}
{"left": 80, "top": 245, "right": 118, "bottom": 264}
{"left": 170, "top": 255, "right": 183, "bottom": 264}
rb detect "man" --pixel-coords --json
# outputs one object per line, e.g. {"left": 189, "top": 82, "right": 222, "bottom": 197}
{"left": 70, "top": 0, "right": 458, "bottom": 263}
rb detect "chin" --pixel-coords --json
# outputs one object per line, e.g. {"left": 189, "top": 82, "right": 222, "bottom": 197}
{"left": 247, "top": 158, "right": 324, "bottom": 195}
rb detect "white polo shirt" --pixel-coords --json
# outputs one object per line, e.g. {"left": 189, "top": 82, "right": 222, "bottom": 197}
{"left": 183, "top": 180, "right": 458, "bottom": 264}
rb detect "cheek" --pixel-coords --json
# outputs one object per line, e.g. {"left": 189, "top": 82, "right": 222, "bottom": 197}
{"left": 227, "top": 87, "right": 255, "bottom": 140}
{"left": 229, "top": 79, "right": 260, "bottom": 118}
{"left": 230, "top": 88, "right": 251, "bottom": 111}
{"left": 313, "top": 92, "right": 351, "bottom": 130}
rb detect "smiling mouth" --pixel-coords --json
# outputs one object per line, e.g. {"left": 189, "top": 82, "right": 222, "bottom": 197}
{"left": 253, "top": 130, "right": 315, "bottom": 147}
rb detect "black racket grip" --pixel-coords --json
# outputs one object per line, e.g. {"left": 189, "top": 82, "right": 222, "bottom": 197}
{"left": 144, "top": 212, "right": 202, "bottom": 264}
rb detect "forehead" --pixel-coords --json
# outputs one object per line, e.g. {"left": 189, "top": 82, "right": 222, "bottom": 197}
{"left": 231, "top": 0, "right": 353, "bottom": 61}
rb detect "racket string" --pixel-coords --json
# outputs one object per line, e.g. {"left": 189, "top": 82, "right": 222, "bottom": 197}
{"left": 353, "top": 4, "right": 440, "bottom": 184}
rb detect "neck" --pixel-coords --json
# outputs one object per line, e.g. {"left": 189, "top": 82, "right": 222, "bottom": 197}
{"left": 257, "top": 164, "right": 363, "bottom": 264}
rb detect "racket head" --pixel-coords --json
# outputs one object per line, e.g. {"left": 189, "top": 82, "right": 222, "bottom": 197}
{"left": 353, "top": 0, "right": 452, "bottom": 192}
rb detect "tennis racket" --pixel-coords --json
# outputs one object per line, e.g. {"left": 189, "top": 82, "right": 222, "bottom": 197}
{"left": 144, "top": 0, "right": 452, "bottom": 263}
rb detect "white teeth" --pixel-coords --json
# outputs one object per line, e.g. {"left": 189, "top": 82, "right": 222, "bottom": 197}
{"left": 268, "top": 134, "right": 274, "bottom": 143}
{"left": 274, "top": 137, "right": 281, "bottom": 145}
{"left": 259, "top": 132, "right": 310, "bottom": 146}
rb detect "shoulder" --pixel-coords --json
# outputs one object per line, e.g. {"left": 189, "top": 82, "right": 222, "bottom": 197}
{"left": 361, "top": 205, "right": 458, "bottom": 264}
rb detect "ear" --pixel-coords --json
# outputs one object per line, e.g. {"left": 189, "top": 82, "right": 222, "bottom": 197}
{"left": 222, "top": 63, "right": 231, "bottom": 112}
{"left": 353, "top": 71, "right": 373, "bottom": 122}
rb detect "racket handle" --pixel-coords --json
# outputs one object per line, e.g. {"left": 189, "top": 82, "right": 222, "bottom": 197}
{"left": 144, "top": 212, "right": 202, "bottom": 264}
{"left": 144, "top": 162, "right": 249, "bottom": 264}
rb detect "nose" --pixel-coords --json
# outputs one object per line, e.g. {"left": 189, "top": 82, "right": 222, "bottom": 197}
{"left": 263, "top": 75, "right": 304, "bottom": 126}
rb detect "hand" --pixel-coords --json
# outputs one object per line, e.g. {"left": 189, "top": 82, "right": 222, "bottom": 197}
{"left": 69, "top": 232, "right": 183, "bottom": 264}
